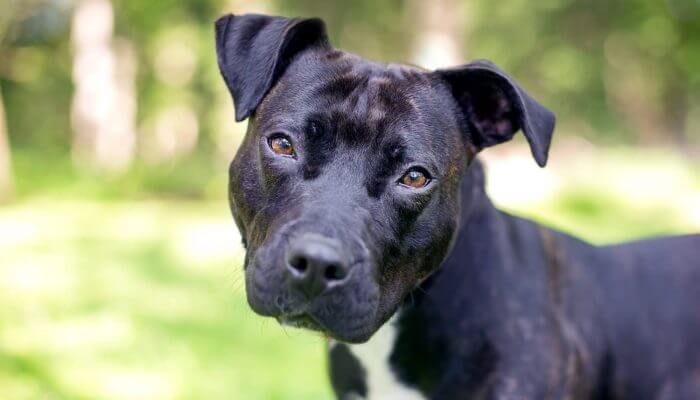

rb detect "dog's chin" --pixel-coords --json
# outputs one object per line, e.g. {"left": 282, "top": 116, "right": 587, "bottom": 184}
{"left": 277, "top": 313, "right": 377, "bottom": 343}
{"left": 331, "top": 326, "right": 377, "bottom": 344}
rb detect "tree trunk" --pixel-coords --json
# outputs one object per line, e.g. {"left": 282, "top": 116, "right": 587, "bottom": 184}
{"left": 70, "top": 0, "right": 136, "bottom": 172}
{"left": 0, "top": 84, "right": 13, "bottom": 201}
{"left": 409, "top": 0, "right": 467, "bottom": 69}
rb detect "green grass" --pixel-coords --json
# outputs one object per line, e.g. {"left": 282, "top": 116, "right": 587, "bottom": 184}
{"left": 0, "top": 200, "right": 332, "bottom": 400}
{"left": 0, "top": 148, "right": 698, "bottom": 399}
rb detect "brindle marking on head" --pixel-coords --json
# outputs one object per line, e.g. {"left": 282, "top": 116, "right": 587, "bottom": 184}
{"left": 297, "top": 59, "right": 421, "bottom": 185}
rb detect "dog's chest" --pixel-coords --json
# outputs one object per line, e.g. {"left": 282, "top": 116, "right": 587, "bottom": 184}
{"left": 331, "top": 317, "right": 427, "bottom": 400}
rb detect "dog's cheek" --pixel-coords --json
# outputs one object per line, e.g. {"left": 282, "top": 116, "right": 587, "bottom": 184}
{"left": 229, "top": 146, "right": 262, "bottom": 228}
{"left": 230, "top": 129, "right": 297, "bottom": 252}
{"left": 380, "top": 191, "right": 459, "bottom": 296}
{"left": 415, "top": 217, "right": 458, "bottom": 279}
{"left": 366, "top": 197, "right": 432, "bottom": 292}
{"left": 414, "top": 191, "right": 461, "bottom": 278}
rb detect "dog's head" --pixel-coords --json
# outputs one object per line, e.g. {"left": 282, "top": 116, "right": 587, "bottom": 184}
{"left": 215, "top": 13, "right": 555, "bottom": 342}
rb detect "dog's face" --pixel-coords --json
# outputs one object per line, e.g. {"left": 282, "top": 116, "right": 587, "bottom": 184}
{"left": 216, "top": 14, "right": 554, "bottom": 342}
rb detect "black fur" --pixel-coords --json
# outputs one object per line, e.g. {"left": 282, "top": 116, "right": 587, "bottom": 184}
{"left": 215, "top": 13, "right": 700, "bottom": 399}
{"left": 330, "top": 344, "right": 368, "bottom": 398}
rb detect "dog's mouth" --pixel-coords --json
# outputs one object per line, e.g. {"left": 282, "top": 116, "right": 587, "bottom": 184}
{"left": 275, "top": 309, "right": 380, "bottom": 343}
{"left": 277, "top": 312, "right": 325, "bottom": 332}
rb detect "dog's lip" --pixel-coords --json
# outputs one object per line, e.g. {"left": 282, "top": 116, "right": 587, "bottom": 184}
{"left": 277, "top": 312, "right": 325, "bottom": 331}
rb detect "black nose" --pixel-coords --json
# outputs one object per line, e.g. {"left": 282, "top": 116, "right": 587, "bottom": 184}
{"left": 286, "top": 233, "right": 350, "bottom": 299}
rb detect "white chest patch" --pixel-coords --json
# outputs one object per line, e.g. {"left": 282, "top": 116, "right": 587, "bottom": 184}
{"left": 343, "top": 316, "right": 427, "bottom": 400}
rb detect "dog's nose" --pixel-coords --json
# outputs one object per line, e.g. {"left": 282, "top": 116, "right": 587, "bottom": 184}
{"left": 286, "top": 233, "right": 350, "bottom": 299}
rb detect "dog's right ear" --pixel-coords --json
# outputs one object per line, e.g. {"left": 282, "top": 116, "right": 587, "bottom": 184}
{"left": 435, "top": 60, "right": 555, "bottom": 167}
{"left": 215, "top": 14, "right": 329, "bottom": 121}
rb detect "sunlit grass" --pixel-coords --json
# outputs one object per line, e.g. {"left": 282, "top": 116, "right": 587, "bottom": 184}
{"left": 0, "top": 200, "right": 332, "bottom": 400}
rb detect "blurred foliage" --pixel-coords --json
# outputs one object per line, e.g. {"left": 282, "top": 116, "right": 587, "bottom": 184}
{"left": 0, "top": 0, "right": 698, "bottom": 199}
{"left": 470, "top": 0, "right": 700, "bottom": 144}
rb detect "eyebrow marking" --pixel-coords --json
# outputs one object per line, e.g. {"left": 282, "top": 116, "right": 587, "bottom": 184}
{"left": 301, "top": 116, "right": 336, "bottom": 180}
{"left": 366, "top": 138, "right": 406, "bottom": 198}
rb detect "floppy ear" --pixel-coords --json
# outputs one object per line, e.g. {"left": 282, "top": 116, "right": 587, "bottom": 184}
{"left": 215, "top": 13, "right": 330, "bottom": 121}
{"left": 435, "top": 60, "right": 555, "bottom": 167}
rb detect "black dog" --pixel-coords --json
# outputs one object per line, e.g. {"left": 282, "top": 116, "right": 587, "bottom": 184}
{"left": 215, "top": 13, "right": 700, "bottom": 399}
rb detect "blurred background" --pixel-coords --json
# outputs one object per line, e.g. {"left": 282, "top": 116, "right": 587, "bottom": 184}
{"left": 0, "top": 0, "right": 699, "bottom": 398}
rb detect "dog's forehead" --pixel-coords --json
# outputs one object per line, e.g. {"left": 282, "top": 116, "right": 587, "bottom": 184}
{"left": 312, "top": 53, "right": 428, "bottom": 120}
{"left": 256, "top": 49, "right": 447, "bottom": 143}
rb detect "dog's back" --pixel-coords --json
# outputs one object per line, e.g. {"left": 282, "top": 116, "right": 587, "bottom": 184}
{"left": 532, "top": 226, "right": 700, "bottom": 398}
{"left": 590, "top": 234, "right": 700, "bottom": 398}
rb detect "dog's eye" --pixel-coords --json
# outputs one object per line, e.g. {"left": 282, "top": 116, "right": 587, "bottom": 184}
{"left": 399, "top": 168, "right": 430, "bottom": 188}
{"left": 268, "top": 134, "right": 295, "bottom": 157}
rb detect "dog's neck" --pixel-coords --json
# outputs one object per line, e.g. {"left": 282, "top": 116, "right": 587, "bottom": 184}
{"left": 341, "top": 160, "right": 513, "bottom": 397}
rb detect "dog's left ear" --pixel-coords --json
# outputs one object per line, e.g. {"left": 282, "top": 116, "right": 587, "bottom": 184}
{"left": 435, "top": 60, "right": 555, "bottom": 167}
{"left": 215, "top": 13, "right": 330, "bottom": 121}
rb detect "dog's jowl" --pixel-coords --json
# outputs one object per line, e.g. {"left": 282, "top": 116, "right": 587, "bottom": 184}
{"left": 215, "top": 13, "right": 700, "bottom": 400}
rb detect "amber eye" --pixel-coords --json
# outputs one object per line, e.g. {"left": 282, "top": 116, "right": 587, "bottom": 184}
{"left": 268, "top": 134, "right": 295, "bottom": 157}
{"left": 399, "top": 168, "right": 430, "bottom": 188}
